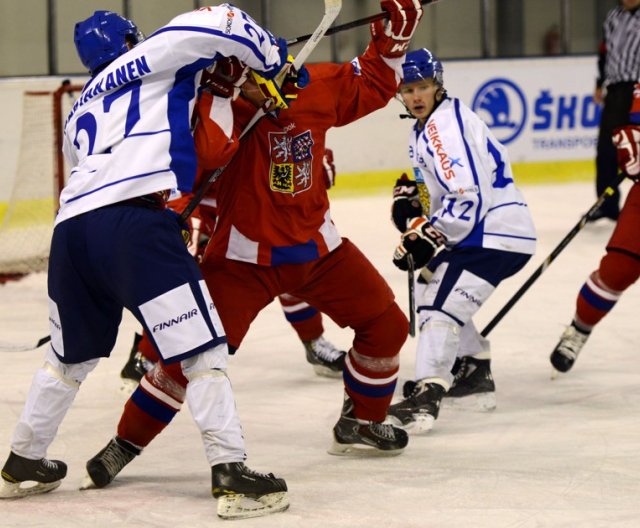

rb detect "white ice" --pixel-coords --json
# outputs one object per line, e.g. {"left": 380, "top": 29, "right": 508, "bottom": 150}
{"left": 1, "top": 182, "right": 639, "bottom": 528}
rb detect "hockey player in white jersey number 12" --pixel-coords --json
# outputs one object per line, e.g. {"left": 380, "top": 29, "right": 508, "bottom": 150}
{"left": 0, "top": 6, "right": 292, "bottom": 519}
{"left": 387, "top": 48, "right": 537, "bottom": 434}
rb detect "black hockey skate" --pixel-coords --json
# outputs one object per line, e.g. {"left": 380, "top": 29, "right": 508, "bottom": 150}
{"left": 445, "top": 356, "right": 497, "bottom": 411}
{"left": 550, "top": 323, "right": 590, "bottom": 373}
{"left": 303, "top": 336, "right": 346, "bottom": 378}
{"left": 80, "top": 436, "right": 140, "bottom": 490}
{"left": 120, "top": 333, "right": 155, "bottom": 393}
{"left": 0, "top": 451, "right": 67, "bottom": 499}
{"left": 328, "top": 396, "right": 408, "bottom": 456}
{"left": 386, "top": 379, "right": 446, "bottom": 434}
{"left": 402, "top": 357, "right": 465, "bottom": 397}
{"left": 212, "top": 462, "right": 289, "bottom": 520}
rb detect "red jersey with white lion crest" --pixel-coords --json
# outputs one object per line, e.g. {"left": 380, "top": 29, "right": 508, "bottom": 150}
{"left": 205, "top": 44, "right": 401, "bottom": 266}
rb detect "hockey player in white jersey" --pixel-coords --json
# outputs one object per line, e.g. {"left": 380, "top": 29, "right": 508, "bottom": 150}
{"left": 386, "top": 49, "right": 537, "bottom": 434}
{"left": 0, "top": 7, "right": 293, "bottom": 519}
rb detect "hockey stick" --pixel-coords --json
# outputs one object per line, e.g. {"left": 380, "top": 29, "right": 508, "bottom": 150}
{"left": 480, "top": 173, "right": 627, "bottom": 338}
{"left": 0, "top": 335, "right": 51, "bottom": 352}
{"left": 179, "top": 0, "right": 343, "bottom": 223}
{"left": 407, "top": 254, "right": 416, "bottom": 337}
{"left": 0, "top": 2, "right": 344, "bottom": 355}
{"left": 287, "top": 0, "right": 441, "bottom": 46}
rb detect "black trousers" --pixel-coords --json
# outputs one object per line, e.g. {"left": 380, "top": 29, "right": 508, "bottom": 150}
{"left": 596, "top": 82, "right": 635, "bottom": 219}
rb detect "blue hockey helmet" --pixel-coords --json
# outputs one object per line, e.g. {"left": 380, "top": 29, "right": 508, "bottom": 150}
{"left": 74, "top": 11, "right": 141, "bottom": 75}
{"left": 401, "top": 48, "right": 444, "bottom": 86}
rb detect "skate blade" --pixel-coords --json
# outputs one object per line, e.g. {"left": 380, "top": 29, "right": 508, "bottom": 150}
{"left": 119, "top": 378, "right": 138, "bottom": 395}
{"left": 385, "top": 414, "right": 435, "bottom": 435}
{"left": 79, "top": 473, "right": 98, "bottom": 491}
{"left": 0, "top": 478, "right": 61, "bottom": 499}
{"left": 327, "top": 441, "right": 405, "bottom": 457}
{"left": 311, "top": 364, "right": 342, "bottom": 379}
{"left": 216, "top": 491, "right": 289, "bottom": 520}
{"left": 443, "top": 392, "right": 496, "bottom": 412}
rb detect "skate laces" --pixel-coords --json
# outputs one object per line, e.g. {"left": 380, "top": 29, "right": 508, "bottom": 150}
{"left": 408, "top": 380, "right": 432, "bottom": 401}
{"left": 557, "top": 326, "right": 588, "bottom": 359}
{"left": 243, "top": 465, "right": 276, "bottom": 480}
{"left": 368, "top": 422, "right": 396, "bottom": 440}
{"left": 310, "top": 336, "right": 343, "bottom": 361}
{"left": 453, "top": 357, "right": 470, "bottom": 382}
{"left": 99, "top": 441, "right": 134, "bottom": 477}
{"left": 40, "top": 459, "right": 58, "bottom": 471}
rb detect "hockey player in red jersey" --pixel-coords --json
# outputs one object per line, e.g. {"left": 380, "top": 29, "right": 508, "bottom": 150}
{"left": 82, "top": 0, "right": 424, "bottom": 489}
{"left": 120, "top": 146, "right": 346, "bottom": 391}
{"left": 550, "top": 84, "right": 640, "bottom": 372}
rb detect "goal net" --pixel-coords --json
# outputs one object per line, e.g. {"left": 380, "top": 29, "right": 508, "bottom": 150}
{"left": 0, "top": 83, "right": 82, "bottom": 276}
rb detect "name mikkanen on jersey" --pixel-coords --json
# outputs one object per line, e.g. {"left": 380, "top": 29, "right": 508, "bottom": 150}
{"left": 65, "top": 55, "right": 152, "bottom": 126}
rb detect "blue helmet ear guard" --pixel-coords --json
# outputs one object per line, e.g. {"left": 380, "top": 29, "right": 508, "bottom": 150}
{"left": 74, "top": 11, "right": 141, "bottom": 75}
{"left": 401, "top": 48, "right": 444, "bottom": 86}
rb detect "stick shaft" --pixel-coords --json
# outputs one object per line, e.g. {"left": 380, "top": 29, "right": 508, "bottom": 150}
{"left": 407, "top": 255, "right": 416, "bottom": 337}
{"left": 480, "top": 173, "right": 626, "bottom": 337}
{"left": 287, "top": 0, "right": 441, "bottom": 46}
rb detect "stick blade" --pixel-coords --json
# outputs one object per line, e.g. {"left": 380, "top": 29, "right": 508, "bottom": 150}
{"left": 0, "top": 335, "right": 50, "bottom": 352}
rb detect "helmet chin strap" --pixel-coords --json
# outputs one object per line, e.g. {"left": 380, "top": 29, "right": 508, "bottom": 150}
{"left": 396, "top": 86, "right": 448, "bottom": 122}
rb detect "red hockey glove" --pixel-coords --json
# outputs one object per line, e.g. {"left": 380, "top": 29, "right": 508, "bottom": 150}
{"left": 322, "top": 148, "right": 336, "bottom": 189}
{"left": 612, "top": 125, "right": 640, "bottom": 180}
{"left": 371, "top": 0, "right": 424, "bottom": 58}
{"left": 393, "top": 217, "right": 445, "bottom": 271}
{"left": 391, "top": 173, "right": 423, "bottom": 232}
{"left": 169, "top": 194, "right": 214, "bottom": 263}
{"left": 630, "top": 83, "right": 640, "bottom": 123}
{"left": 201, "top": 56, "right": 248, "bottom": 99}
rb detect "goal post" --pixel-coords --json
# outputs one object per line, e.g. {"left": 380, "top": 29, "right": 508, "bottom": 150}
{"left": 0, "top": 82, "right": 83, "bottom": 276}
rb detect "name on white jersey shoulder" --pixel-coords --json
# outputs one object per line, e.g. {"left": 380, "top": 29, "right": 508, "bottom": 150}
{"left": 65, "top": 55, "right": 152, "bottom": 126}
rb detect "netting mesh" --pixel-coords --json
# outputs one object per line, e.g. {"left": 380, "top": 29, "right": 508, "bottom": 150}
{"left": 0, "top": 88, "right": 77, "bottom": 275}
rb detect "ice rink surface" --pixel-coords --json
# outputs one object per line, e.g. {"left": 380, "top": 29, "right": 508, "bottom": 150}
{"left": 1, "top": 182, "right": 639, "bottom": 528}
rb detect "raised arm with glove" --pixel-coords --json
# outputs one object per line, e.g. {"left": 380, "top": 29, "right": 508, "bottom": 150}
{"left": 370, "top": 0, "right": 424, "bottom": 58}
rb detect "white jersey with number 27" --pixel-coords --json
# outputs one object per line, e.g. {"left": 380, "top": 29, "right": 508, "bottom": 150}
{"left": 58, "top": 4, "right": 282, "bottom": 225}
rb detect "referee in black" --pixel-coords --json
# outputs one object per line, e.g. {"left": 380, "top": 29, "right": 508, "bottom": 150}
{"left": 592, "top": 0, "right": 640, "bottom": 221}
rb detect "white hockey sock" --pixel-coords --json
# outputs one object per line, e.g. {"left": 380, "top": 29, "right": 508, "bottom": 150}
{"left": 11, "top": 354, "right": 98, "bottom": 459}
{"left": 182, "top": 345, "right": 245, "bottom": 466}
{"left": 458, "top": 319, "right": 491, "bottom": 360}
{"left": 415, "top": 313, "right": 461, "bottom": 385}
{"left": 185, "top": 374, "right": 246, "bottom": 466}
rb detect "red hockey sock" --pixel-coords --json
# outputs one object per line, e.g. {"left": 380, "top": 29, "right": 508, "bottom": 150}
{"left": 575, "top": 249, "right": 639, "bottom": 329}
{"left": 344, "top": 302, "right": 408, "bottom": 422}
{"left": 138, "top": 331, "right": 160, "bottom": 363}
{"left": 278, "top": 294, "right": 324, "bottom": 341}
{"left": 116, "top": 363, "right": 187, "bottom": 448}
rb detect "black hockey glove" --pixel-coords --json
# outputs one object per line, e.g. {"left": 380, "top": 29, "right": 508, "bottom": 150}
{"left": 391, "top": 173, "right": 423, "bottom": 232}
{"left": 392, "top": 217, "right": 445, "bottom": 271}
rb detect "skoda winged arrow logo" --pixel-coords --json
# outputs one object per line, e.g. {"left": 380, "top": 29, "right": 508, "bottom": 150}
{"left": 472, "top": 78, "right": 527, "bottom": 145}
